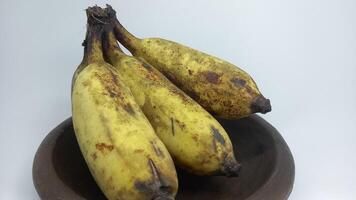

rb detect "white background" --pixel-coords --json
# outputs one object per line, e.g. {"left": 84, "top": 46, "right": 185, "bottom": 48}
{"left": 0, "top": 0, "right": 355, "bottom": 199}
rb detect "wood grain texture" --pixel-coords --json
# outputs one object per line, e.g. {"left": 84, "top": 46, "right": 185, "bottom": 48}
{"left": 33, "top": 115, "right": 294, "bottom": 200}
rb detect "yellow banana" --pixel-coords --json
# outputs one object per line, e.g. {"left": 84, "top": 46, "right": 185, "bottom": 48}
{"left": 72, "top": 7, "right": 178, "bottom": 200}
{"left": 106, "top": 5, "right": 271, "bottom": 119}
{"left": 102, "top": 26, "right": 240, "bottom": 176}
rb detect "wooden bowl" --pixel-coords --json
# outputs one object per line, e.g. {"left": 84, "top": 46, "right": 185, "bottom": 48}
{"left": 33, "top": 115, "right": 294, "bottom": 200}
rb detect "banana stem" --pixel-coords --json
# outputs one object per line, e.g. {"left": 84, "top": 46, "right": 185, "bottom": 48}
{"left": 81, "top": 6, "right": 108, "bottom": 65}
{"left": 81, "top": 26, "right": 104, "bottom": 65}
{"left": 105, "top": 5, "right": 141, "bottom": 53}
{"left": 102, "top": 25, "right": 127, "bottom": 64}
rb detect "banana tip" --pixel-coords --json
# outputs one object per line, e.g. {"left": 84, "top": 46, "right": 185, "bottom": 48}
{"left": 223, "top": 162, "right": 241, "bottom": 177}
{"left": 220, "top": 157, "right": 241, "bottom": 177}
{"left": 251, "top": 95, "right": 272, "bottom": 114}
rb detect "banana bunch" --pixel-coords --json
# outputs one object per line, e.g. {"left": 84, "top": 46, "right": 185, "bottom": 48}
{"left": 71, "top": 5, "right": 271, "bottom": 200}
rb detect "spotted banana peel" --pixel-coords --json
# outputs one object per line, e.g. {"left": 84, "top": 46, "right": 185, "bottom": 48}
{"left": 102, "top": 26, "right": 241, "bottom": 176}
{"left": 71, "top": 7, "right": 178, "bottom": 200}
{"left": 105, "top": 5, "right": 271, "bottom": 119}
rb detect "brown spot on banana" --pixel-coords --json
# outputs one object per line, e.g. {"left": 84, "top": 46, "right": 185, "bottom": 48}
{"left": 145, "top": 71, "right": 160, "bottom": 82}
{"left": 200, "top": 158, "right": 212, "bottom": 166}
{"left": 123, "top": 103, "right": 135, "bottom": 115}
{"left": 91, "top": 152, "right": 98, "bottom": 160}
{"left": 81, "top": 79, "right": 92, "bottom": 87}
{"left": 94, "top": 71, "right": 119, "bottom": 97}
{"left": 95, "top": 143, "right": 114, "bottom": 152}
{"left": 108, "top": 65, "right": 119, "bottom": 85}
{"left": 94, "top": 69, "right": 133, "bottom": 110}
{"left": 134, "top": 149, "right": 144, "bottom": 154}
{"left": 174, "top": 119, "right": 186, "bottom": 129}
{"left": 201, "top": 71, "right": 221, "bottom": 84}
{"left": 230, "top": 77, "right": 246, "bottom": 87}
{"left": 191, "top": 134, "right": 199, "bottom": 142}
{"left": 108, "top": 89, "right": 118, "bottom": 98}
{"left": 99, "top": 114, "right": 126, "bottom": 162}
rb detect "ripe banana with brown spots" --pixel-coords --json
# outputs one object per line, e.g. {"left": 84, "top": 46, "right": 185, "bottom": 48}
{"left": 105, "top": 5, "right": 271, "bottom": 119}
{"left": 102, "top": 25, "right": 240, "bottom": 176}
{"left": 71, "top": 7, "right": 178, "bottom": 200}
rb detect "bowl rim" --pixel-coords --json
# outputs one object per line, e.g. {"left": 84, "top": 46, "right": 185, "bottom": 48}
{"left": 33, "top": 115, "right": 295, "bottom": 200}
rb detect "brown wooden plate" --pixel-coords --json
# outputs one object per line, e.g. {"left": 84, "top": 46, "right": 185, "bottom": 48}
{"left": 33, "top": 115, "right": 294, "bottom": 200}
